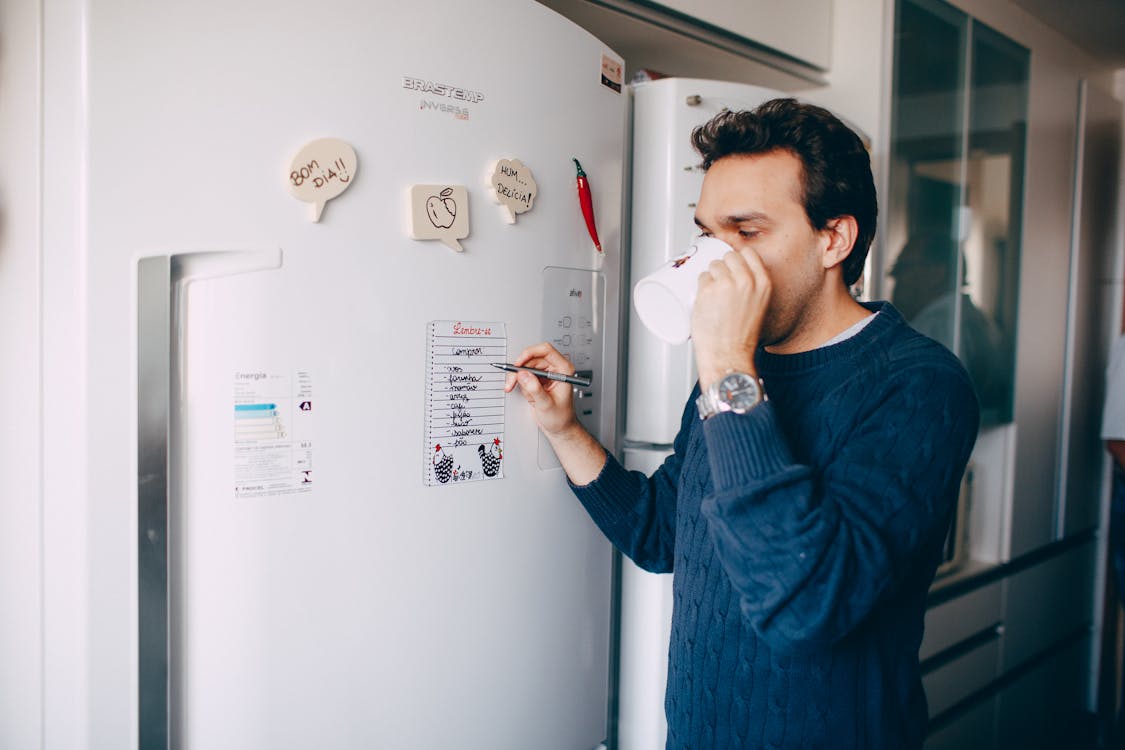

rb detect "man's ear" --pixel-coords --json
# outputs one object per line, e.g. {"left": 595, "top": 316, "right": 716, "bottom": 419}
{"left": 821, "top": 216, "right": 858, "bottom": 271}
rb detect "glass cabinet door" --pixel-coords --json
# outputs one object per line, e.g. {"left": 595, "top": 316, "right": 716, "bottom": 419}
{"left": 886, "top": 0, "right": 1028, "bottom": 425}
{"left": 964, "top": 23, "right": 1027, "bottom": 424}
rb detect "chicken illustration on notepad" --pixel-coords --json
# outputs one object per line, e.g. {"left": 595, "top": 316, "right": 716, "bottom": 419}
{"left": 478, "top": 438, "right": 502, "bottom": 477}
{"left": 432, "top": 444, "right": 454, "bottom": 484}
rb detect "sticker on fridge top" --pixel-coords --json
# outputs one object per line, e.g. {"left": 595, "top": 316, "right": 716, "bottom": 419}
{"left": 600, "top": 53, "right": 623, "bottom": 94}
{"left": 287, "top": 138, "right": 358, "bottom": 222}
{"left": 425, "top": 320, "right": 506, "bottom": 487}
{"left": 410, "top": 184, "right": 470, "bottom": 252}
{"left": 234, "top": 370, "right": 313, "bottom": 499}
{"left": 491, "top": 158, "right": 538, "bottom": 224}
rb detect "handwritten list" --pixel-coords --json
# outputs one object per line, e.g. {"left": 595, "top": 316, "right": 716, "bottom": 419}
{"left": 424, "top": 320, "right": 506, "bottom": 486}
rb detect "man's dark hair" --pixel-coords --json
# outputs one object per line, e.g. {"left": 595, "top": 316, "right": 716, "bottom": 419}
{"left": 690, "top": 98, "right": 877, "bottom": 286}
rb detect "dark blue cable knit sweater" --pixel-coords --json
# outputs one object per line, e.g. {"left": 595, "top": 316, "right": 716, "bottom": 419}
{"left": 572, "top": 302, "right": 979, "bottom": 749}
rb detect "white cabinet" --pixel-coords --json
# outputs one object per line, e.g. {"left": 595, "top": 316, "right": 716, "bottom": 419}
{"left": 924, "top": 697, "right": 996, "bottom": 750}
{"left": 921, "top": 581, "right": 1003, "bottom": 662}
{"left": 923, "top": 638, "right": 1001, "bottom": 718}
{"left": 1000, "top": 543, "right": 1096, "bottom": 671}
{"left": 921, "top": 580, "right": 1003, "bottom": 739}
{"left": 649, "top": 0, "right": 833, "bottom": 69}
{"left": 996, "top": 637, "right": 1091, "bottom": 749}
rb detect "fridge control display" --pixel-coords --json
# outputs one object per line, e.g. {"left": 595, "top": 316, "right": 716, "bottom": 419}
{"left": 541, "top": 268, "right": 604, "bottom": 464}
{"left": 410, "top": 184, "right": 471, "bottom": 252}
{"left": 286, "top": 138, "right": 357, "bottom": 222}
{"left": 490, "top": 158, "right": 538, "bottom": 223}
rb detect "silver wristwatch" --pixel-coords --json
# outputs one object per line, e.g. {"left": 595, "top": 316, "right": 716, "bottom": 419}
{"left": 696, "top": 371, "right": 766, "bottom": 420}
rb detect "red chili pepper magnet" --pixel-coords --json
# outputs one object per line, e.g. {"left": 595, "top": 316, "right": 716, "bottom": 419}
{"left": 573, "top": 158, "right": 603, "bottom": 253}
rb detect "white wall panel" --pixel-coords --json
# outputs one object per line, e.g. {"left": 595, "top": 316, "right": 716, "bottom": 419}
{"left": 0, "top": 0, "right": 44, "bottom": 747}
{"left": 1006, "top": 53, "right": 1079, "bottom": 556}
{"left": 1060, "top": 82, "right": 1123, "bottom": 537}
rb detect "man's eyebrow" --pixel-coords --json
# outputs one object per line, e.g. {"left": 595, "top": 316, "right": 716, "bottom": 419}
{"left": 694, "top": 212, "right": 772, "bottom": 228}
{"left": 722, "top": 212, "right": 772, "bottom": 225}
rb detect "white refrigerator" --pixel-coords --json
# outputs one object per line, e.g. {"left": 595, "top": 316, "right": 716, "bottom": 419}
{"left": 616, "top": 77, "right": 782, "bottom": 750}
{"left": 43, "top": 0, "right": 627, "bottom": 747}
{"left": 19, "top": 0, "right": 794, "bottom": 740}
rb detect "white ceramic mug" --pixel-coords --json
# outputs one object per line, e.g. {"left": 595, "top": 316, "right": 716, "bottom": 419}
{"left": 633, "top": 236, "right": 734, "bottom": 344}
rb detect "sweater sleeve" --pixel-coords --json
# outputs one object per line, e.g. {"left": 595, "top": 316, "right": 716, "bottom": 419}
{"left": 568, "top": 391, "right": 698, "bottom": 573}
{"left": 699, "top": 360, "right": 979, "bottom": 653}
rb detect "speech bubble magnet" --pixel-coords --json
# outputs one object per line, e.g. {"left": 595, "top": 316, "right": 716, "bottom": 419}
{"left": 490, "top": 158, "right": 538, "bottom": 224}
{"left": 410, "top": 184, "right": 470, "bottom": 252}
{"left": 287, "top": 138, "right": 358, "bottom": 222}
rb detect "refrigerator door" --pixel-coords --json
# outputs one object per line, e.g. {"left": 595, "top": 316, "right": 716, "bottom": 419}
{"left": 625, "top": 78, "right": 781, "bottom": 445}
{"left": 120, "top": 1, "right": 626, "bottom": 748}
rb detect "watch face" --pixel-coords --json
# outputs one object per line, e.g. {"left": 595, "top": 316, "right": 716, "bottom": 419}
{"left": 719, "top": 372, "right": 761, "bottom": 413}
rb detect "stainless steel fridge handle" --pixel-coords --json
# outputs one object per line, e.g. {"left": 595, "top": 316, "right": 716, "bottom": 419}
{"left": 136, "top": 248, "right": 281, "bottom": 750}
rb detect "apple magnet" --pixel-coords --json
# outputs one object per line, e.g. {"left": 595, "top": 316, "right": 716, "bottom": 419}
{"left": 490, "top": 158, "right": 538, "bottom": 224}
{"left": 410, "top": 184, "right": 470, "bottom": 252}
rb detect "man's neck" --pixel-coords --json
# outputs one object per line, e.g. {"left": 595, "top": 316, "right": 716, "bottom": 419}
{"left": 766, "top": 290, "right": 873, "bottom": 355}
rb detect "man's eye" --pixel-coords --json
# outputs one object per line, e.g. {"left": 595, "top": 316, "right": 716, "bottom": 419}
{"left": 698, "top": 231, "right": 713, "bottom": 238}
{"left": 739, "top": 230, "right": 759, "bottom": 239}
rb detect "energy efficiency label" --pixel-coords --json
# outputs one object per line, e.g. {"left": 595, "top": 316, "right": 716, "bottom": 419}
{"left": 234, "top": 370, "right": 313, "bottom": 498}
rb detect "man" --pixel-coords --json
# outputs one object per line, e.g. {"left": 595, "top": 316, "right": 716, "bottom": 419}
{"left": 505, "top": 99, "right": 979, "bottom": 748}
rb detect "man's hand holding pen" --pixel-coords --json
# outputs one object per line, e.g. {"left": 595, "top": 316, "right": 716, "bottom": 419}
{"left": 503, "top": 342, "right": 607, "bottom": 485}
{"left": 501, "top": 343, "right": 584, "bottom": 438}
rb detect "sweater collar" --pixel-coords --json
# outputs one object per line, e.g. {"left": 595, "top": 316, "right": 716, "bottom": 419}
{"left": 756, "top": 301, "right": 904, "bottom": 375}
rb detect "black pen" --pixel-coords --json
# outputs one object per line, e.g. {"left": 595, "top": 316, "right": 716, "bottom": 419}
{"left": 491, "top": 362, "right": 592, "bottom": 388}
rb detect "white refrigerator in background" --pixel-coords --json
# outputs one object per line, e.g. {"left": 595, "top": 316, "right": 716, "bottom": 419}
{"left": 616, "top": 77, "right": 782, "bottom": 750}
{"left": 40, "top": 0, "right": 627, "bottom": 747}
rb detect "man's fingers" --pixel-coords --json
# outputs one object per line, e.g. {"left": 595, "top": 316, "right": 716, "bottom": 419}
{"left": 516, "top": 369, "right": 573, "bottom": 418}
{"left": 736, "top": 245, "right": 769, "bottom": 284}
{"left": 512, "top": 342, "right": 576, "bottom": 376}
{"left": 512, "top": 343, "right": 551, "bottom": 366}
{"left": 700, "top": 251, "right": 753, "bottom": 295}
{"left": 706, "top": 258, "right": 730, "bottom": 280}
{"left": 709, "top": 247, "right": 770, "bottom": 298}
